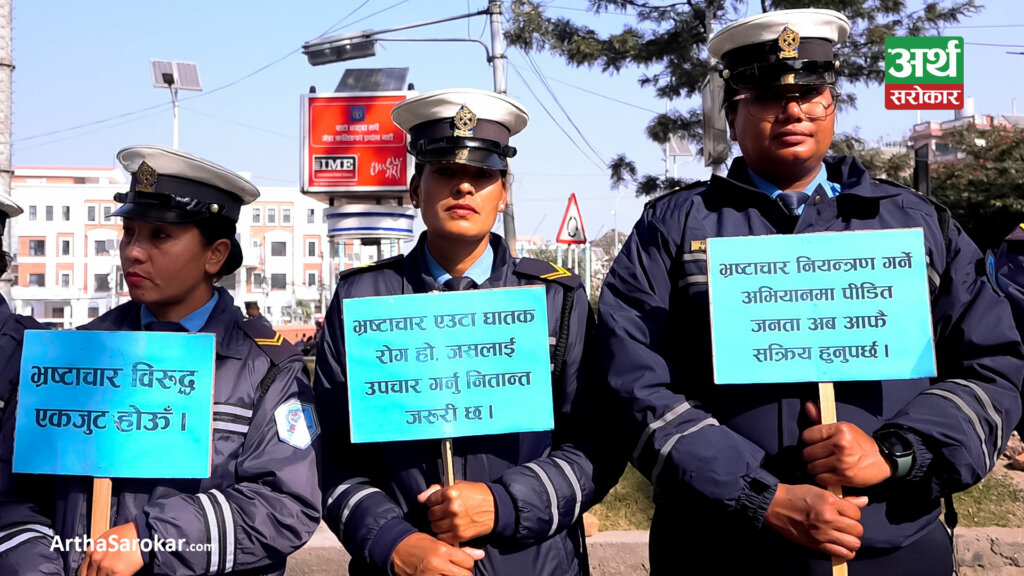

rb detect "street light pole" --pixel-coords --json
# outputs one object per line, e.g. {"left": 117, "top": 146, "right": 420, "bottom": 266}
{"left": 486, "top": 0, "right": 519, "bottom": 254}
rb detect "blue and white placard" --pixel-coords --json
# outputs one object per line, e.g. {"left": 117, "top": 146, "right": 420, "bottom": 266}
{"left": 343, "top": 286, "right": 553, "bottom": 443}
{"left": 707, "top": 228, "right": 936, "bottom": 384}
{"left": 15, "top": 331, "right": 215, "bottom": 478}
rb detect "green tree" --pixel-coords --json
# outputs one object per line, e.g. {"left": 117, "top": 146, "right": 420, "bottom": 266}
{"left": 507, "top": 0, "right": 978, "bottom": 197}
{"left": 828, "top": 134, "right": 912, "bottom": 185}
{"left": 929, "top": 124, "right": 1024, "bottom": 251}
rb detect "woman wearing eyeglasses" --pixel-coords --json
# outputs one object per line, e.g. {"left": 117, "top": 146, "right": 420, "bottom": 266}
{"left": 596, "top": 8, "right": 1023, "bottom": 576}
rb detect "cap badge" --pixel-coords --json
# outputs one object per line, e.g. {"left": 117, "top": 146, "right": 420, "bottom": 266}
{"left": 778, "top": 26, "right": 800, "bottom": 59}
{"left": 453, "top": 105, "right": 477, "bottom": 137}
{"left": 135, "top": 161, "right": 158, "bottom": 193}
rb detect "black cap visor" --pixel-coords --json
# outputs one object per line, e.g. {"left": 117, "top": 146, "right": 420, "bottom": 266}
{"left": 725, "top": 59, "right": 837, "bottom": 89}
{"left": 413, "top": 139, "right": 515, "bottom": 171}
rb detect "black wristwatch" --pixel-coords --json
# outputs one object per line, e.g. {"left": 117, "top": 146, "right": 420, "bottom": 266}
{"left": 874, "top": 428, "right": 915, "bottom": 480}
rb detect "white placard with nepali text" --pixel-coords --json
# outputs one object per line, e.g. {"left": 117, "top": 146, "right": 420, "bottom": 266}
{"left": 707, "top": 228, "right": 936, "bottom": 384}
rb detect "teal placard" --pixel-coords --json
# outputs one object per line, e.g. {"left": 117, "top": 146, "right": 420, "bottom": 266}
{"left": 707, "top": 229, "right": 936, "bottom": 384}
{"left": 343, "top": 286, "right": 553, "bottom": 443}
{"left": 14, "top": 331, "right": 215, "bottom": 478}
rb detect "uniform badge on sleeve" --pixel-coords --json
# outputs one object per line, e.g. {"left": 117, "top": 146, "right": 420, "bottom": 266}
{"left": 274, "top": 400, "right": 320, "bottom": 449}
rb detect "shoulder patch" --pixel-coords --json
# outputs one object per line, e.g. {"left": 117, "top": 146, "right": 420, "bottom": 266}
{"left": 274, "top": 400, "right": 319, "bottom": 449}
{"left": 337, "top": 254, "right": 405, "bottom": 280}
{"left": 986, "top": 249, "right": 1005, "bottom": 297}
{"left": 241, "top": 319, "right": 301, "bottom": 366}
{"left": 513, "top": 258, "right": 580, "bottom": 288}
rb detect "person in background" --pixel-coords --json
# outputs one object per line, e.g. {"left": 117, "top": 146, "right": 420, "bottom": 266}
{"left": 314, "top": 88, "right": 622, "bottom": 576}
{"left": 0, "top": 191, "right": 63, "bottom": 574}
{"left": 597, "top": 9, "right": 1023, "bottom": 575}
{"left": 34, "top": 145, "right": 320, "bottom": 575}
{"left": 245, "top": 300, "right": 273, "bottom": 330}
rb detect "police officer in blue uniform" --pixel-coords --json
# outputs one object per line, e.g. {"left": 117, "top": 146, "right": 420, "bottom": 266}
{"left": 0, "top": 192, "right": 65, "bottom": 574}
{"left": 315, "top": 88, "right": 622, "bottom": 576}
{"left": 597, "top": 9, "right": 1023, "bottom": 575}
{"left": 31, "top": 146, "right": 320, "bottom": 576}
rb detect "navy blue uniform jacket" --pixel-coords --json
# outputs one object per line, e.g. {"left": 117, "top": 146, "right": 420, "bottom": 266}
{"left": 0, "top": 296, "right": 64, "bottom": 575}
{"left": 314, "top": 233, "right": 622, "bottom": 576}
{"left": 598, "top": 156, "right": 1024, "bottom": 571}
{"left": 33, "top": 287, "right": 320, "bottom": 575}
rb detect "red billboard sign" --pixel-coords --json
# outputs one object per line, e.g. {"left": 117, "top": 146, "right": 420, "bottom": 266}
{"left": 301, "top": 92, "right": 411, "bottom": 194}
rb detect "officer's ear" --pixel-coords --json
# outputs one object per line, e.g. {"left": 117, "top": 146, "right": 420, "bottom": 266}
{"left": 409, "top": 172, "right": 422, "bottom": 208}
{"left": 725, "top": 107, "right": 738, "bottom": 142}
{"left": 204, "top": 238, "right": 231, "bottom": 277}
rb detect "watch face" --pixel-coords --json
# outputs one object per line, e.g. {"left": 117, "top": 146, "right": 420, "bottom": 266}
{"left": 877, "top": 429, "right": 913, "bottom": 458}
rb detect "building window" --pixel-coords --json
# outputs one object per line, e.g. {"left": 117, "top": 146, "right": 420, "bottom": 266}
{"left": 270, "top": 273, "right": 287, "bottom": 290}
{"left": 28, "top": 273, "right": 45, "bottom": 287}
{"left": 62, "top": 206, "right": 70, "bottom": 221}
{"left": 307, "top": 240, "right": 317, "bottom": 257}
{"left": 267, "top": 208, "right": 277, "bottom": 225}
{"left": 307, "top": 209, "right": 315, "bottom": 224}
{"left": 94, "top": 274, "right": 110, "bottom": 292}
{"left": 61, "top": 239, "right": 71, "bottom": 256}
{"left": 51, "top": 307, "right": 65, "bottom": 319}
{"left": 252, "top": 208, "right": 261, "bottom": 224}
{"left": 28, "top": 206, "right": 36, "bottom": 221}
{"left": 60, "top": 273, "right": 71, "bottom": 288}
{"left": 282, "top": 208, "right": 291, "bottom": 225}
{"left": 87, "top": 206, "right": 97, "bottom": 223}
{"left": 28, "top": 239, "right": 45, "bottom": 256}
{"left": 95, "top": 240, "right": 111, "bottom": 256}
{"left": 103, "top": 206, "right": 113, "bottom": 222}
{"left": 252, "top": 272, "right": 265, "bottom": 289}
{"left": 45, "top": 205, "right": 53, "bottom": 221}
{"left": 270, "top": 241, "right": 286, "bottom": 257}
{"left": 307, "top": 272, "right": 317, "bottom": 287}
{"left": 88, "top": 305, "right": 100, "bottom": 319}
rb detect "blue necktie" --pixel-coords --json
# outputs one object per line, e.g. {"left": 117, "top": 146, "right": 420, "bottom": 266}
{"left": 777, "top": 191, "right": 809, "bottom": 217}
{"left": 442, "top": 276, "right": 477, "bottom": 291}
{"left": 144, "top": 321, "right": 188, "bottom": 332}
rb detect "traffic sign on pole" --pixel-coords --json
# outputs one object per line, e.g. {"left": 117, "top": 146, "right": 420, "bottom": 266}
{"left": 556, "top": 193, "right": 587, "bottom": 245}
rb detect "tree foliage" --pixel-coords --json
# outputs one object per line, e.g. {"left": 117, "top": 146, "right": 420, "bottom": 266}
{"left": 507, "top": 0, "right": 979, "bottom": 197}
{"left": 828, "top": 134, "right": 912, "bottom": 185}
{"left": 929, "top": 124, "right": 1024, "bottom": 251}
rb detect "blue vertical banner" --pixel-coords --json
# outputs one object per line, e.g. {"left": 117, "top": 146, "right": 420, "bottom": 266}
{"left": 706, "top": 228, "right": 936, "bottom": 384}
{"left": 15, "top": 331, "right": 215, "bottom": 478}
{"left": 343, "top": 286, "right": 553, "bottom": 443}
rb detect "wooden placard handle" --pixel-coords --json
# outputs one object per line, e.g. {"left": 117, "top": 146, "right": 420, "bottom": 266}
{"left": 441, "top": 438, "right": 455, "bottom": 488}
{"left": 819, "top": 382, "right": 847, "bottom": 576}
{"left": 91, "top": 477, "right": 112, "bottom": 540}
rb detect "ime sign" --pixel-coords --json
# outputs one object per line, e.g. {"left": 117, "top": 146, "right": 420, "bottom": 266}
{"left": 884, "top": 37, "right": 964, "bottom": 111}
{"left": 301, "top": 92, "right": 411, "bottom": 194}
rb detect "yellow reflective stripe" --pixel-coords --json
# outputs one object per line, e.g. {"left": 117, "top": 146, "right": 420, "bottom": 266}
{"left": 253, "top": 333, "right": 284, "bottom": 346}
{"left": 541, "top": 264, "right": 571, "bottom": 280}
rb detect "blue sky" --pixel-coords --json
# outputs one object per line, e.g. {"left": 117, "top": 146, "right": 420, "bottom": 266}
{"left": 11, "top": 1, "right": 1024, "bottom": 242}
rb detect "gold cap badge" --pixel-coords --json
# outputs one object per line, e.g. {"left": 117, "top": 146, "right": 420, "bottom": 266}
{"left": 135, "top": 161, "right": 158, "bottom": 192}
{"left": 453, "top": 105, "right": 477, "bottom": 137}
{"left": 778, "top": 26, "right": 800, "bottom": 59}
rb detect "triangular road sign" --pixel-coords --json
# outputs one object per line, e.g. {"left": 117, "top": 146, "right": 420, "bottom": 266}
{"left": 556, "top": 193, "right": 587, "bottom": 245}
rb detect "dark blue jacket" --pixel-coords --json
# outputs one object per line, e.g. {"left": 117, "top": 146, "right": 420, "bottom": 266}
{"left": 598, "top": 156, "right": 1024, "bottom": 572}
{"left": 37, "top": 287, "right": 320, "bottom": 575}
{"left": 992, "top": 224, "right": 1024, "bottom": 335}
{"left": 314, "top": 233, "right": 622, "bottom": 576}
{"left": 0, "top": 296, "right": 64, "bottom": 575}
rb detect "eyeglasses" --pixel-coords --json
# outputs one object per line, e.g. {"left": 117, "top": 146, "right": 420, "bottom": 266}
{"left": 732, "top": 87, "right": 840, "bottom": 120}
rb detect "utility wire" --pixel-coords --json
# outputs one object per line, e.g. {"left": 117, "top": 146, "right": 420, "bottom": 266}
{"left": 516, "top": 49, "right": 607, "bottom": 163}
{"left": 178, "top": 106, "right": 298, "bottom": 140}
{"left": 507, "top": 62, "right": 607, "bottom": 174}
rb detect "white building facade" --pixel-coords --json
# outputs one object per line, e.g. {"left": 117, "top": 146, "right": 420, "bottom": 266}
{"left": 6, "top": 166, "right": 385, "bottom": 328}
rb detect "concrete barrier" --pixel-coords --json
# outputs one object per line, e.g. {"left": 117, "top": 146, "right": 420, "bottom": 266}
{"left": 285, "top": 523, "right": 1024, "bottom": 575}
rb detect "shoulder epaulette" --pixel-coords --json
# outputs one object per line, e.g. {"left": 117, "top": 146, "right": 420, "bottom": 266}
{"left": 513, "top": 258, "right": 581, "bottom": 288}
{"left": 240, "top": 319, "right": 301, "bottom": 366}
{"left": 872, "top": 177, "right": 917, "bottom": 193}
{"left": 337, "top": 254, "right": 405, "bottom": 280}
{"left": 646, "top": 179, "right": 708, "bottom": 208}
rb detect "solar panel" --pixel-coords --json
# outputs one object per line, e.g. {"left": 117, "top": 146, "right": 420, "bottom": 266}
{"left": 335, "top": 68, "right": 409, "bottom": 92}
{"left": 150, "top": 60, "right": 203, "bottom": 91}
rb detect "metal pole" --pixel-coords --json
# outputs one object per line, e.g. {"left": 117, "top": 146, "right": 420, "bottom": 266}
{"left": 171, "top": 86, "right": 179, "bottom": 150}
{"left": 584, "top": 243, "right": 592, "bottom": 298}
{"left": 489, "top": 0, "right": 518, "bottom": 254}
{"left": 0, "top": 0, "right": 12, "bottom": 303}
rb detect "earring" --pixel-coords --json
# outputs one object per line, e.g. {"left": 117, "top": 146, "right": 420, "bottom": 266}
{"left": 499, "top": 204, "right": 505, "bottom": 211}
